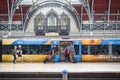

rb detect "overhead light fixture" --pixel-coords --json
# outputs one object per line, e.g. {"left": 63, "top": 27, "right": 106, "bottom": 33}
{"left": 8, "top": 32, "right": 11, "bottom": 36}
{"left": 26, "top": 16, "right": 28, "bottom": 18}
{"left": 16, "top": 4, "right": 19, "bottom": 9}
{"left": 90, "top": 32, "right": 93, "bottom": 36}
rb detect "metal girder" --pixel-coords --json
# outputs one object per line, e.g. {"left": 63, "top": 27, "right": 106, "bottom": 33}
{"left": 91, "top": 0, "right": 94, "bottom": 22}
{"left": 116, "top": 10, "right": 119, "bottom": 21}
{"left": 7, "top": 0, "right": 11, "bottom": 23}
{"left": 80, "top": 5, "right": 83, "bottom": 33}
{"left": 7, "top": 0, "right": 14, "bottom": 34}
{"left": 107, "top": 0, "right": 111, "bottom": 25}
{"left": 12, "top": 0, "right": 23, "bottom": 19}
{"left": 79, "top": 0, "right": 94, "bottom": 35}
{"left": 86, "top": 0, "right": 92, "bottom": 22}
{"left": 79, "top": 0, "right": 93, "bottom": 23}
{"left": 7, "top": 0, "right": 23, "bottom": 34}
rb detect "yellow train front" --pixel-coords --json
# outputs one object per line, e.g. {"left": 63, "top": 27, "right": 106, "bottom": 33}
{"left": 0, "top": 38, "right": 120, "bottom": 62}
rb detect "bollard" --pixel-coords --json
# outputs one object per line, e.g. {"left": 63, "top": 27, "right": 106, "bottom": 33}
{"left": 62, "top": 70, "right": 68, "bottom": 80}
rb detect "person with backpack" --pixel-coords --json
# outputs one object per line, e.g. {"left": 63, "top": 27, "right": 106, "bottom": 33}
{"left": 17, "top": 45, "right": 24, "bottom": 63}
{"left": 64, "top": 44, "right": 70, "bottom": 62}
{"left": 69, "top": 44, "right": 75, "bottom": 63}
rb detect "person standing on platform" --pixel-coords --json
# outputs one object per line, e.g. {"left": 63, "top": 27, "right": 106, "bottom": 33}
{"left": 17, "top": 45, "right": 24, "bottom": 63}
{"left": 64, "top": 44, "right": 70, "bottom": 62}
{"left": 50, "top": 44, "right": 57, "bottom": 62}
{"left": 13, "top": 45, "right": 17, "bottom": 64}
{"left": 43, "top": 44, "right": 57, "bottom": 63}
{"left": 69, "top": 44, "right": 75, "bottom": 63}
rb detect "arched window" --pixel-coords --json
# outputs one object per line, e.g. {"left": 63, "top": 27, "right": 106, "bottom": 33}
{"left": 60, "top": 12, "right": 69, "bottom": 26}
{"left": 60, "top": 16, "right": 67, "bottom": 26}
{"left": 46, "top": 9, "right": 58, "bottom": 32}
{"left": 34, "top": 13, "right": 45, "bottom": 35}
{"left": 48, "top": 14, "right": 57, "bottom": 26}
{"left": 59, "top": 12, "right": 70, "bottom": 35}
{"left": 36, "top": 13, "right": 44, "bottom": 26}
{"left": 37, "top": 17, "right": 44, "bottom": 26}
{"left": 60, "top": 12, "right": 70, "bottom": 30}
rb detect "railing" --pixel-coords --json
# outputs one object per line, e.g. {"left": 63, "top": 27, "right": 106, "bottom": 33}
{"left": 0, "top": 71, "right": 120, "bottom": 80}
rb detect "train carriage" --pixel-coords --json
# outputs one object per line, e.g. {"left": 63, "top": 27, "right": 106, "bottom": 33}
{"left": 82, "top": 39, "right": 120, "bottom": 61}
{"left": 0, "top": 38, "right": 120, "bottom": 62}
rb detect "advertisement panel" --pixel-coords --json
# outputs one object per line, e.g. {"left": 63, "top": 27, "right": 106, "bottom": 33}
{"left": 82, "top": 55, "right": 120, "bottom": 61}
{"left": 2, "top": 38, "right": 51, "bottom": 45}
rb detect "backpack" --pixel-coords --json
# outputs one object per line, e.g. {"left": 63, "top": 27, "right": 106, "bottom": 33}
{"left": 65, "top": 47, "right": 69, "bottom": 54}
{"left": 70, "top": 46, "right": 74, "bottom": 52}
{"left": 73, "top": 57, "right": 77, "bottom": 63}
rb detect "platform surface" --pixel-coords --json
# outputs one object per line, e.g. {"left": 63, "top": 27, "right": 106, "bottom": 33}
{"left": 0, "top": 62, "right": 120, "bottom": 73}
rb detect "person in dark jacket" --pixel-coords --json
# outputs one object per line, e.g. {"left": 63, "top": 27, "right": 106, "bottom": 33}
{"left": 43, "top": 44, "right": 57, "bottom": 63}
{"left": 50, "top": 44, "right": 57, "bottom": 62}
{"left": 17, "top": 45, "right": 24, "bottom": 63}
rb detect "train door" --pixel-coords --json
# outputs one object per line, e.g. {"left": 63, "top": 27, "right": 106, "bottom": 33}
{"left": 59, "top": 41, "right": 72, "bottom": 62}
{"left": 73, "top": 41, "right": 82, "bottom": 62}
{"left": 0, "top": 39, "right": 2, "bottom": 62}
{"left": 51, "top": 40, "right": 82, "bottom": 62}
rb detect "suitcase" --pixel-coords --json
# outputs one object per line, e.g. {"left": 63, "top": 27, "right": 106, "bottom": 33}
{"left": 73, "top": 57, "right": 77, "bottom": 63}
{"left": 43, "top": 58, "right": 49, "bottom": 64}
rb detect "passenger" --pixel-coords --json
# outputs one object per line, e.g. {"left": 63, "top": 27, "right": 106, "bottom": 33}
{"left": 13, "top": 45, "right": 17, "bottom": 64}
{"left": 17, "top": 45, "right": 24, "bottom": 63}
{"left": 49, "top": 44, "right": 57, "bottom": 62}
{"left": 64, "top": 44, "right": 70, "bottom": 62}
{"left": 43, "top": 44, "right": 57, "bottom": 63}
{"left": 69, "top": 44, "right": 75, "bottom": 63}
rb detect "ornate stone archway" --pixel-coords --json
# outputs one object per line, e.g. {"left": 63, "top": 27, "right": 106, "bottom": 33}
{"left": 24, "top": 0, "right": 81, "bottom": 36}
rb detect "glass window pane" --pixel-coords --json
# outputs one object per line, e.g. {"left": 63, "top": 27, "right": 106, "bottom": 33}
{"left": 60, "top": 17, "right": 67, "bottom": 26}
{"left": 112, "top": 45, "right": 120, "bottom": 55}
{"left": 37, "top": 17, "right": 44, "bottom": 26}
{"left": 2, "top": 45, "right": 51, "bottom": 54}
{"left": 2, "top": 45, "right": 14, "bottom": 54}
{"left": 48, "top": 15, "right": 57, "bottom": 26}
{"left": 82, "top": 45, "right": 109, "bottom": 55}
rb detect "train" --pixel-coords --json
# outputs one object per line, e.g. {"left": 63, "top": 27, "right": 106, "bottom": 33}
{"left": 0, "top": 38, "right": 120, "bottom": 62}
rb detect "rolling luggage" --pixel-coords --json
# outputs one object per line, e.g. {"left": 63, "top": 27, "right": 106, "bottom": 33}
{"left": 73, "top": 57, "right": 77, "bottom": 63}
{"left": 43, "top": 58, "right": 49, "bottom": 64}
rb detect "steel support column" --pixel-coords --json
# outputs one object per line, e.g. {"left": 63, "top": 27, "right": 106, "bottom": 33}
{"left": 80, "top": 5, "right": 83, "bottom": 34}
{"left": 107, "top": 0, "right": 111, "bottom": 25}
{"left": 20, "top": 5, "right": 24, "bottom": 32}
{"left": 7, "top": 0, "right": 11, "bottom": 34}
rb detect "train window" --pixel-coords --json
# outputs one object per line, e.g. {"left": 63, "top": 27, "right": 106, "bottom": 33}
{"left": 22, "top": 45, "right": 51, "bottom": 54}
{"left": 39, "top": 45, "right": 51, "bottom": 54}
{"left": 82, "top": 45, "right": 88, "bottom": 54}
{"left": 2, "top": 45, "right": 51, "bottom": 54}
{"left": 112, "top": 45, "right": 120, "bottom": 55}
{"left": 74, "top": 45, "right": 79, "bottom": 55}
{"left": 2, "top": 45, "right": 14, "bottom": 54}
{"left": 82, "top": 45, "right": 109, "bottom": 55}
{"left": 90, "top": 45, "right": 108, "bottom": 54}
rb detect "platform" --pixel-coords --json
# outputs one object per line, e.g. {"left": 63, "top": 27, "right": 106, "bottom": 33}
{"left": 0, "top": 62, "right": 120, "bottom": 73}
{"left": 0, "top": 62, "right": 120, "bottom": 80}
